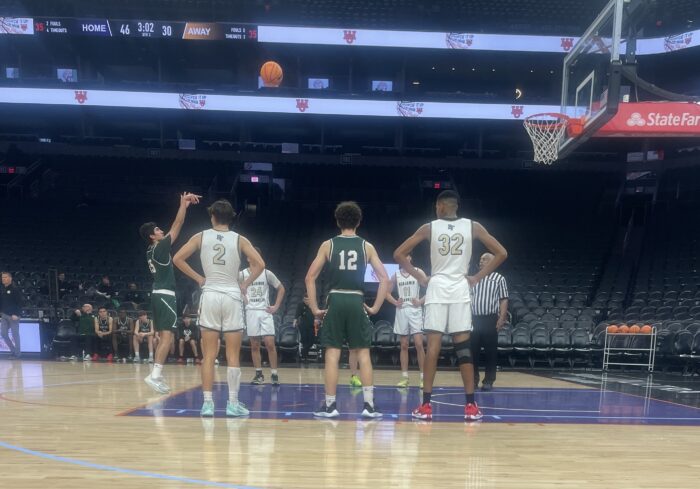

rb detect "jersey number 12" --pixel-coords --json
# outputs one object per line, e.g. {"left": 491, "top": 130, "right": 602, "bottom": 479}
{"left": 338, "top": 250, "right": 358, "bottom": 270}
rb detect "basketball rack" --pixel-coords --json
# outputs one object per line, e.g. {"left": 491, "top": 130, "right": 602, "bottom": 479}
{"left": 603, "top": 328, "right": 657, "bottom": 372}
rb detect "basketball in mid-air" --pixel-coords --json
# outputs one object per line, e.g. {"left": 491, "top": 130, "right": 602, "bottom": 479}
{"left": 260, "top": 61, "right": 283, "bottom": 87}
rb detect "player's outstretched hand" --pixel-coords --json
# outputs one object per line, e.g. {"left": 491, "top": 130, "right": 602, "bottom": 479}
{"left": 312, "top": 308, "right": 327, "bottom": 319}
{"left": 364, "top": 303, "right": 379, "bottom": 316}
{"left": 181, "top": 192, "right": 202, "bottom": 207}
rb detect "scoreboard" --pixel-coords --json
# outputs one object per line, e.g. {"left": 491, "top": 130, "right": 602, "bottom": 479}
{"left": 30, "top": 18, "right": 257, "bottom": 41}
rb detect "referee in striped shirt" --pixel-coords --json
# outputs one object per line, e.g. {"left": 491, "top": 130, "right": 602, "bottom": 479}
{"left": 470, "top": 253, "right": 509, "bottom": 391}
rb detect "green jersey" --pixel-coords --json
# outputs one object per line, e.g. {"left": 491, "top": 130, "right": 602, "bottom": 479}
{"left": 146, "top": 235, "right": 176, "bottom": 291}
{"left": 327, "top": 235, "right": 367, "bottom": 293}
{"left": 137, "top": 319, "right": 152, "bottom": 334}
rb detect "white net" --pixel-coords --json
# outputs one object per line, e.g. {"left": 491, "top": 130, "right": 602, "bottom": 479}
{"left": 523, "top": 114, "right": 569, "bottom": 165}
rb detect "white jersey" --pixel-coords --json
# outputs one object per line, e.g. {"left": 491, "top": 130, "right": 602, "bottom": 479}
{"left": 200, "top": 229, "right": 242, "bottom": 298}
{"left": 395, "top": 269, "right": 422, "bottom": 307}
{"left": 240, "top": 268, "right": 281, "bottom": 310}
{"left": 426, "top": 218, "right": 472, "bottom": 304}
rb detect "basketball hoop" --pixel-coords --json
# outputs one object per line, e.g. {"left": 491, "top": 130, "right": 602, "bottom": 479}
{"left": 524, "top": 113, "right": 584, "bottom": 165}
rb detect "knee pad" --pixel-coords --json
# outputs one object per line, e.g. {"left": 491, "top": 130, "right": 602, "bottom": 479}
{"left": 454, "top": 339, "right": 473, "bottom": 365}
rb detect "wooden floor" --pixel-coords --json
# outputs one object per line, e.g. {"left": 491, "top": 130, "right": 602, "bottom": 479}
{"left": 0, "top": 360, "right": 698, "bottom": 489}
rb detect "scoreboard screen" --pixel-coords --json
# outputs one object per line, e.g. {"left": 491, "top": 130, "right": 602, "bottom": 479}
{"left": 31, "top": 18, "right": 257, "bottom": 41}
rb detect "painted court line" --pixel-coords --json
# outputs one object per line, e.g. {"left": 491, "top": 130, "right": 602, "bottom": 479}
{"left": 0, "top": 440, "right": 265, "bottom": 489}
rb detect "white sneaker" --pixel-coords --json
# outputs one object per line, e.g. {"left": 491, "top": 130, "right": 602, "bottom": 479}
{"left": 215, "top": 359, "right": 220, "bottom": 365}
{"left": 83, "top": 354, "right": 91, "bottom": 361}
{"left": 144, "top": 375, "right": 171, "bottom": 394}
{"left": 148, "top": 357, "right": 154, "bottom": 364}
{"left": 133, "top": 356, "right": 141, "bottom": 363}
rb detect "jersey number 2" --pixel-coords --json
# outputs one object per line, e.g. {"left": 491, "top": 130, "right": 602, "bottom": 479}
{"left": 213, "top": 244, "right": 226, "bottom": 265}
{"left": 338, "top": 250, "right": 358, "bottom": 270}
{"left": 437, "top": 233, "right": 464, "bottom": 256}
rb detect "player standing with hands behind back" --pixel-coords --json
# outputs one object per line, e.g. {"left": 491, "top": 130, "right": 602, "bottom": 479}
{"left": 394, "top": 190, "right": 507, "bottom": 421}
{"left": 305, "top": 201, "right": 390, "bottom": 419}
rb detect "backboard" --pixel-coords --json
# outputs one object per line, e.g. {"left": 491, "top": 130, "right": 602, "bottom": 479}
{"left": 558, "top": 0, "right": 627, "bottom": 159}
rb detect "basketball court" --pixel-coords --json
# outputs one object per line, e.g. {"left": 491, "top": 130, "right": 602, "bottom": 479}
{"left": 2, "top": 1, "right": 700, "bottom": 488}
{"left": 1, "top": 361, "right": 699, "bottom": 489}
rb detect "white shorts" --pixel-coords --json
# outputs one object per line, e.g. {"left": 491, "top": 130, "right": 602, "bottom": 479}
{"left": 393, "top": 306, "right": 423, "bottom": 336}
{"left": 198, "top": 290, "right": 244, "bottom": 333}
{"left": 424, "top": 303, "right": 473, "bottom": 335}
{"left": 246, "top": 309, "right": 275, "bottom": 337}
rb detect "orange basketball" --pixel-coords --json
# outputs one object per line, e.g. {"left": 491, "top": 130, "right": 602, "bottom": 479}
{"left": 629, "top": 325, "right": 641, "bottom": 334}
{"left": 618, "top": 325, "right": 630, "bottom": 333}
{"left": 260, "top": 61, "right": 283, "bottom": 87}
{"left": 641, "top": 325, "right": 652, "bottom": 334}
{"left": 607, "top": 325, "right": 619, "bottom": 334}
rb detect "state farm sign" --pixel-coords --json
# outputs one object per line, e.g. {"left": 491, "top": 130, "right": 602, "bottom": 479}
{"left": 598, "top": 102, "right": 700, "bottom": 137}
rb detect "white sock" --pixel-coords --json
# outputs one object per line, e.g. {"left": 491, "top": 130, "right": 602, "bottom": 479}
{"left": 325, "top": 394, "right": 336, "bottom": 407}
{"left": 227, "top": 367, "right": 241, "bottom": 404}
{"left": 149, "top": 352, "right": 154, "bottom": 359}
{"left": 271, "top": 369, "right": 278, "bottom": 376}
{"left": 362, "top": 386, "right": 374, "bottom": 407}
{"left": 152, "top": 364, "right": 163, "bottom": 379}
{"left": 402, "top": 371, "right": 409, "bottom": 378}
{"left": 203, "top": 391, "right": 213, "bottom": 402}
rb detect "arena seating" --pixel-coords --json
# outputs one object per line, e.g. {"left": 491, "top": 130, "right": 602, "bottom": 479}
{"left": 4, "top": 157, "right": 700, "bottom": 372}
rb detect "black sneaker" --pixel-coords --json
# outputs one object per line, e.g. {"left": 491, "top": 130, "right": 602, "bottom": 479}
{"left": 271, "top": 373, "right": 279, "bottom": 386}
{"left": 251, "top": 372, "right": 265, "bottom": 385}
{"left": 313, "top": 402, "right": 339, "bottom": 418}
{"left": 481, "top": 382, "right": 493, "bottom": 392}
{"left": 361, "top": 402, "right": 383, "bottom": 418}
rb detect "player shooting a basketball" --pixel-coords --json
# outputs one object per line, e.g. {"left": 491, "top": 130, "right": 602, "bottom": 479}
{"left": 394, "top": 190, "right": 507, "bottom": 421}
{"left": 139, "top": 192, "right": 201, "bottom": 394}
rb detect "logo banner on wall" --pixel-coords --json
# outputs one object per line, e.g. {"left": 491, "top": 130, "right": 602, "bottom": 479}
{"left": 0, "top": 17, "right": 34, "bottom": 34}
{"left": 597, "top": 102, "right": 700, "bottom": 137}
{"left": 0, "top": 16, "right": 698, "bottom": 56}
{"left": 0, "top": 87, "right": 561, "bottom": 120}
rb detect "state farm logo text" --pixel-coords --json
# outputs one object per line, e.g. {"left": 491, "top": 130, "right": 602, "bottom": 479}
{"left": 627, "top": 111, "right": 700, "bottom": 127}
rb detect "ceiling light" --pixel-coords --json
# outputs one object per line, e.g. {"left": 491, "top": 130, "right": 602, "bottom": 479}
{"left": 412, "top": 80, "right": 420, "bottom": 85}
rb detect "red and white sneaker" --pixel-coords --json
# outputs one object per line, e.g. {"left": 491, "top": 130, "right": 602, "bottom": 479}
{"left": 465, "top": 403, "right": 483, "bottom": 421}
{"left": 91, "top": 354, "right": 99, "bottom": 362}
{"left": 412, "top": 402, "right": 433, "bottom": 420}
{"left": 106, "top": 354, "right": 113, "bottom": 362}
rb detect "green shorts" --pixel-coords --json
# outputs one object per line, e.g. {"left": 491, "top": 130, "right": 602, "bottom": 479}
{"left": 321, "top": 293, "right": 372, "bottom": 349}
{"left": 151, "top": 292, "right": 178, "bottom": 332}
